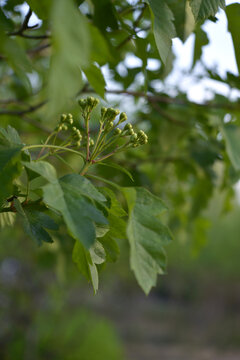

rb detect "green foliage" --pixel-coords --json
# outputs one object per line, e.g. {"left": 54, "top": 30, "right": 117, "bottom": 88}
{"left": 0, "top": 101, "right": 169, "bottom": 294}
{"left": 189, "top": 0, "right": 225, "bottom": 22}
{"left": 0, "top": 0, "right": 239, "bottom": 297}
{"left": 226, "top": 3, "right": 240, "bottom": 74}
{"left": 123, "top": 187, "right": 172, "bottom": 294}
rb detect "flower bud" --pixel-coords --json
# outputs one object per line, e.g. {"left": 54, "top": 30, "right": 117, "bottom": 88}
{"left": 118, "top": 112, "right": 127, "bottom": 124}
{"left": 62, "top": 124, "right": 68, "bottom": 131}
{"left": 130, "top": 133, "right": 138, "bottom": 142}
{"left": 60, "top": 114, "right": 67, "bottom": 123}
{"left": 114, "top": 128, "right": 122, "bottom": 135}
{"left": 124, "top": 123, "right": 132, "bottom": 131}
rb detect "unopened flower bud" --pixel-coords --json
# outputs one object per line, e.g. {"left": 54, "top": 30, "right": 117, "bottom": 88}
{"left": 60, "top": 114, "right": 67, "bottom": 123}
{"left": 124, "top": 123, "right": 132, "bottom": 131}
{"left": 114, "top": 128, "right": 122, "bottom": 135}
{"left": 118, "top": 112, "right": 127, "bottom": 124}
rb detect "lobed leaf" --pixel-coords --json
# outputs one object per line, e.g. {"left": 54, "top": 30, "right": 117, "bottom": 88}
{"left": 122, "top": 187, "right": 173, "bottom": 295}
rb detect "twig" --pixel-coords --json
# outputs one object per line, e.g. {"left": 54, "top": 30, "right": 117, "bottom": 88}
{"left": 104, "top": 89, "right": 240, "bottom": 111}
{"left": 117, "top": 3, "right": 148, "bottom": 49}
{"left": 8, "top": 8, "right": 50, "bottom": 40}
{"left": 0, "top": 101, "right": 47, "bottom": 116}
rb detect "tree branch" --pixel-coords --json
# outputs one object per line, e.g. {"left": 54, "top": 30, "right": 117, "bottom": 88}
{"left": 8, "top": 7, "right": 50, "bottom": 40}
{"left": 105, "top": 89, "right": 240, "bottom": 111}
{"left": 0, "top": 101, "right": 47, "bottom": 116}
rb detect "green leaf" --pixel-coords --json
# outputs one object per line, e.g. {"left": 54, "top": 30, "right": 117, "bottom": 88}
{"left": 72, "top": 240, "right": 99, "bottom": 293}
{"left": 44, "top": 175, "right": 107, "bottom": 249}
{"left": 166, "top": 0, "right": 195, "bottom": 42}
{"left": 97, "top": 161, "right": 134, "bottom": 181}
{"left": 23, "top": 162, "right": 107, "bottom": 248}
{"left": 226, "top": 3, "right": 240, "bottom": 74}
{"left": 193, "top": 27, "right": 209, "bottom": 67}
{"left": 0, "top": 146, "right": 23, "bottom": 207}
{"left": 148, "top": 0, "right": 176, "bottom": 64}
{"left": 189, "top": 0, "right": 225, "bottom": 22}
{"left": 23, "top": 161, "right": 58, "bottom": 184}
{"left": 122, "top": 187, "right": 172, "bottom": 295}
{"left": 222, "top": 124, "right": 240, "bottom": 171}
{"left": 0, "top": 211, "right": 16, "bottom": 228}
{"left": 48, "top": 0, "right": 90, "bottom": 114}
{"left": 83, "top": 63, "right": 106, "bottom": 98}
{"left": 0, "top": 125, "right": 22, "bottom": 146}
{"left": 14, "top": 199, "right": 58, "bottom": 246}
{"left": 91, "top": 0, "right": 118, "bottom": 31}
{"left": 60, "top": 174, "right": 106, "bottom": 203}
{"left": 90, "top": 241, "right": 106, "bottom": 264}
{"left": 27, "top": 0, "right": 52, "bottom": 19}
{"left": 98, "top": 233, "right": 120, "bottom": 263}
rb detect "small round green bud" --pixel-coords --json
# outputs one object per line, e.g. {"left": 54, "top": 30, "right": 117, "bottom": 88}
{"left": 118, "top": 112, "right": 127, "bottom": 124}
{"left": 114, "top": 128, "right": 122, "bottom": 135}
{"left": 58, "top": 125, "right": 63, "bottom": 131}
{"left": 76, "top": 141, "right": 81, "bottom": 147}
{"left": 62, "top": 124, "right": 68, "bottom": 131}
{"left": 138, "top": 130, "right": 145, "bottom": 137}
{"left": 130, "top": 133, "right": 138, "bottom": 142}
{"left": 60, "top": 114, "right": 67, "bottom": 123}
{"left": 72, "top": 127, "right": 77, "bottom": 132}
{"left": 128, "top": 128, "right": 134, "bottom": 135}
{"left": 78, "top": 99, "right": 86, "bottom": 108}
{"left": 124, "top": 123, "right": 132, "bottom": 131}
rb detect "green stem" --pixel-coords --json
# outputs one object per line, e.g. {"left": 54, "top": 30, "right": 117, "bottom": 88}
{"left": 36, "top": 131, "right": 56, "bottom": 159}
{"left": 22, "top": 144, "right": 85, "bottom": 160}
{"left": 90, "top": 122, "right": 104, "bottom": 160}
{"left": 85, "top": 115, "right": 90, "bottom": 161}
{"left": 80, "top": 161, "right": 92, "bottom": 176}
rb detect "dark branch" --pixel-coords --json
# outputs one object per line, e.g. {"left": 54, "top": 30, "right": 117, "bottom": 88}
{"left": 105, "top": 89, "right": 240, "bottom": 111}
{"left": 8, "top": 7, "right": 50, "bottom": 40}
{"left": 0, "top": 101, "right": 47, "bottom": 116}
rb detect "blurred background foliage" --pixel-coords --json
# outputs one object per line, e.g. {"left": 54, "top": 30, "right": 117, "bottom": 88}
{"left": 1, "top": 0, "right": 240, "bottom": 359}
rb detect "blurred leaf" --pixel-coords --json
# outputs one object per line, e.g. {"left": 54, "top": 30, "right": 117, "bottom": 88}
{"left": 91, "top": 0, "right": 118, "bottom": 31}
{"left": 83, "top": 63, "right": 106, "bottom": 98}
{"left": 122, "top": 187, "right": 172, "bottom": 294}
{"left": 27, "top": 0, "right": 52, "bottom": 19}
{"left": 222, "top": 124, "right": 240, "bottom": 171}
{"left": 167, "top": 0, "right": 195, "bottom": 42}
{"left": 189, "top": 0, "right": 225, "bottom": 22}
{"left": 148, "top": 0, "right": 176, "bottom": 64}
{"left": 48, "top": 0, "right": 90, "bottom": 114}
{"left": 0, "top": 211, "right": 16, "bottom": 228}
{"left": 0, "top": 146, "right": 23, "bottom": 207}
{"left": 193, "top": 26, "right": 209, "bottom": 67}
{"left": 226, "top": 3, "right": 240, "bottom": 74}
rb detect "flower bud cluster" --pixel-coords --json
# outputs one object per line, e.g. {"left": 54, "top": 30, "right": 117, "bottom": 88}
{"left": 132, "top": 130, "right": 148, "bottom": 147}
{"left": 78, "top": 97, "right": 100, "bottom": 118}
{"left": 55, "top": 113, "right": 83, "bottom": 147}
